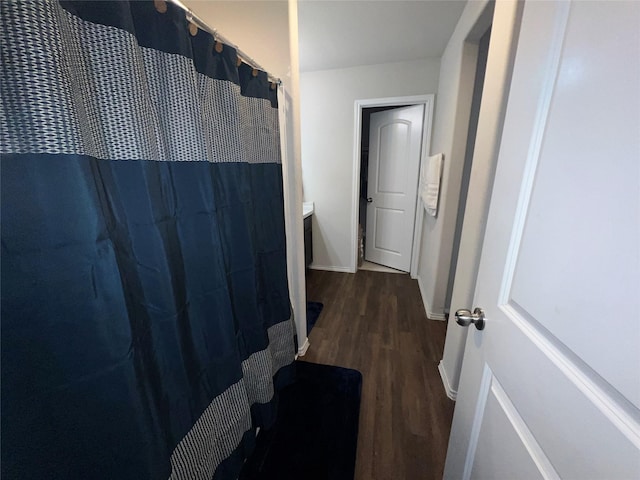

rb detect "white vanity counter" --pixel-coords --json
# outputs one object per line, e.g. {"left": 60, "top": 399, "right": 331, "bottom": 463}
{"left": 303, "top": 202, "right": 314, "bottom": 219}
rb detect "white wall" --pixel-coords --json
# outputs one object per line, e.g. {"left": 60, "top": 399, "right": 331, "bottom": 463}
{"left": 415, "top": 0, "right": 492, "bottom": 319}
{"left": 182, "top": 0, "right": 308, "bottom": 352}
{"left": 182, "top": 1, "right": 290, "bottom": 85}
{"left": 300, "top": 58, "right": 440, "bottom": 271}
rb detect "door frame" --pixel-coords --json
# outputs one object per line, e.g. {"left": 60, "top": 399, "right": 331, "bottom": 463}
{"left": 439, "top": 0, "right": 522, "bottom": 400}
{"left": 351, "top": 94, "right": 435, "bottom": 276}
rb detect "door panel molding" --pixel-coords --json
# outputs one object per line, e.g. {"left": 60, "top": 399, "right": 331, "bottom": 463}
{"left": 490, "top": 310, "right": 640, "bottom": 478}
{"left": 373, "top": 208, "right": 403, "bottom": 254}
{"left": 376, "top": 121, "right": 410, "bottom": 194}
{"left": 498, "top": 1, "right": 570, "bottom": 308}
{"left": 489, "top": 375, "right": 560, "bottom": 479}
{"left": 462, "top": 364, "right": 492, "bottom": 480}
{"left": 502, "top": 303, "right": 640, "bottom": 449}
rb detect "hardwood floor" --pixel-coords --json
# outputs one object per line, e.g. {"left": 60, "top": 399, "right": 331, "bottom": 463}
{"left": 302, "top": 269, "right": 455, "bottom": 480}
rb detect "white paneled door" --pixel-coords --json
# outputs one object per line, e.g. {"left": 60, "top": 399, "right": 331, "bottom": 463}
{"left": 365, "top": 105, "right": 424, "bottom": 272}
{"left": 445, "top": 1, "right": 640, "bottom": 479}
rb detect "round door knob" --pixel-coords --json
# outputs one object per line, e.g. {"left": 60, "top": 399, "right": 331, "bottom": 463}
{"left": 367, "top": 197, "right": 373, "bottom": 203}
{"left": 455, "top": 307, "right": 486, "bottom": 330}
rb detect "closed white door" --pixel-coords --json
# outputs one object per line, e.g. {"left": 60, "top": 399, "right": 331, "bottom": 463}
{"left": 445, "top": 1, "right": 640, "bottom": 479}
{"left": 365, "top": 105, "right": 424, "bottom": 272}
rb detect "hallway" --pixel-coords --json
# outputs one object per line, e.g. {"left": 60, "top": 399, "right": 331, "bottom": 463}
{"left": 303, "top": 270, "right": 455, "bottom": 480}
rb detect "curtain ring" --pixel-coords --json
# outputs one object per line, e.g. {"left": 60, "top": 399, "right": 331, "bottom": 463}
{"left": 188, "top": 21, "right": 198, "bottom": 36}
{"left": 236, "top": 56, "right": 242, "bottom": 67}
{"left": 215, "top": 41, "right": 223, "bottom": 53}
{"left": 270, "top": 82, "right": 277, "bottom": 90}
{"left": 154, "top": 0, "right": 167, "bottom": 13}
{"left": 252, "top": 68, "right": 258, "bottom": 77}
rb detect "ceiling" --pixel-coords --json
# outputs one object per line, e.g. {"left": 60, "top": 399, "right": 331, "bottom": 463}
{"left": 298, "top": 0, "right": 467, "bottom": 72}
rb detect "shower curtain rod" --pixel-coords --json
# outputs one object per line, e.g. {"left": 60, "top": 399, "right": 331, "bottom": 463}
{"left": 169, "top": 0, "right": 282, "bottom": 85}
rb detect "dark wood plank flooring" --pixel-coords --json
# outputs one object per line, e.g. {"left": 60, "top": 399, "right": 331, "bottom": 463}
{"left": 302, "top": 269, "right": 455, "bottom": 480}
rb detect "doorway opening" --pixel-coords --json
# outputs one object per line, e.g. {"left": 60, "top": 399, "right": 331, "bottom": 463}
{"left": 351, "top": 95, "right": 435, "bottom": 276}
{"left": 358, "top": 106, "right": 406, "bottom": 274}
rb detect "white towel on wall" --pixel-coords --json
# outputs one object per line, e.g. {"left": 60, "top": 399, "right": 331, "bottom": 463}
{"left": 421, "top": 153, "right": 443, "bottom": 217}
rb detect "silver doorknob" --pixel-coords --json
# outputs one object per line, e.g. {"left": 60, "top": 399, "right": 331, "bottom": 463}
{"left": 455, "top": 307, "right": 486, "bottom": 330}
{"left": 367, "top": 197, "right": 373, "bottom": 203}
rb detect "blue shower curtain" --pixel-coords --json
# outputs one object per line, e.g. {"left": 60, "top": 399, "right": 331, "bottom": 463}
{"left": 0, "top": 1, "right": 296, "bottom": 479}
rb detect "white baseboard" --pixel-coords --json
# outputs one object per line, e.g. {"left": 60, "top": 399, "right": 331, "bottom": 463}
{"left": 416, "top": 274, "right": 447, "bottom": 321}
{"left": 309, "top": 264, "right": 354, "bottom": 273}
{"left": 438, "top": 360, "right": 458, "bottom": 401}
{"left": 296, "top": 337, "right": 310, "bottom": 358}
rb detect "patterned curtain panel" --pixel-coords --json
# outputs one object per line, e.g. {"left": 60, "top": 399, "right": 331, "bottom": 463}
{"left": 0, "top": 1, "right": 296, "bottom": 479}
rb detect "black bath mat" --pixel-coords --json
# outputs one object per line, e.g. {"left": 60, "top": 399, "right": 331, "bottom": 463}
{"left": 240, "top": 361, "right": 362, "bottom": 480}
